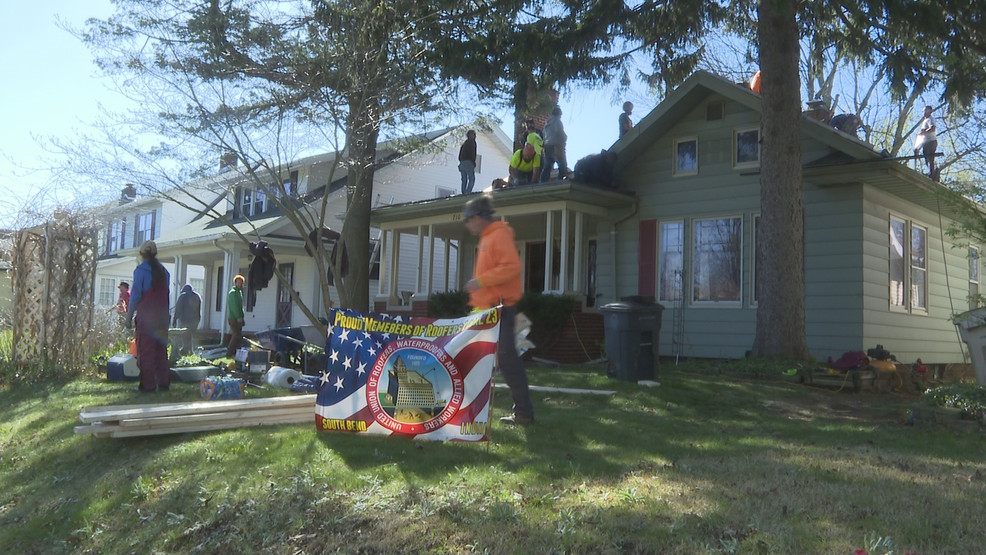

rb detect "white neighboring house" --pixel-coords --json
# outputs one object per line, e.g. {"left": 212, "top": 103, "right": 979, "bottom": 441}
{"left": 94, "top": 125, "right": 513, "bottom": 343}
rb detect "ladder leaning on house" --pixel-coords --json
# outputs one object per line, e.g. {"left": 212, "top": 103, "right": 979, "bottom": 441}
{"left": 670, "top": 269, "right": 685, "bottom": 365}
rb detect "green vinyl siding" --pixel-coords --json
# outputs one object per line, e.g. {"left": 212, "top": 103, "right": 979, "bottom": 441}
{"left": 601, "top": 75, "right": 972, "bottom": 364}
{"left": 858, "top": 186, "right": 967, "bottom": 363}
{"left": 614, "top": 96, "right": 763, "bottom": 359}
{"left": 803, "top": 182, "right": 865, "bottom": 355}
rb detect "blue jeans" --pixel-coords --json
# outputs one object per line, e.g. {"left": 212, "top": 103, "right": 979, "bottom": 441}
{"left": 540, "top": 144, "right": 569, "bottom": 182}
{"left": 458, "top": 160, "right": 476, "bottom": 194}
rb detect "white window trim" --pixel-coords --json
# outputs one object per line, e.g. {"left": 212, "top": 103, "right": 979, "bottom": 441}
{"left": 658, "top": 220, "right": 685, "bottom": 304}
{"left": 673, "top": 137, "right": 698, "bottom": 177}
{"left": 889, "top": 215, "right": 929, "bottom": 315}
{"left": 106, "top": 219, "right": 126, "bottom": 254}
{"left": 733, "top": 126, "right": 760, "bottom": 169}
{"left": 240, "top": 187, "right": 268, "bottom": 217}
{"left": 970, "top": 246, "right": 980, "bottom": 310}
{"left": 135, "top": 211, "right": 154, "bottom": 245}
{"left": 691, "top": 215, "right": 744, "bottom": 307}
{"left": 98, "top": 277, "right": 116, "bottom": 306}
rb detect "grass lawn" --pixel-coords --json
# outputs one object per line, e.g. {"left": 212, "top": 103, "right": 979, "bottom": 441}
{"left": 1, "top": 362, "right": 983, "bottom": 554}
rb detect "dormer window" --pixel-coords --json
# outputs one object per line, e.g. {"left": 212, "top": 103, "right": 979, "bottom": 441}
{"left": 106, "top": 219, "right": 126, "bottom": 254}
{"left": 240, "top": 187, "right": 268, "bottom": 217}
{"left": 134, "top": 211, "right": 155, "bottom": 245}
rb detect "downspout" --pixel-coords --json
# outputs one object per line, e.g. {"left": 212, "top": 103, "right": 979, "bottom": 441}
{"left": 609, "top": 200, "right": 639, "bottom": 304}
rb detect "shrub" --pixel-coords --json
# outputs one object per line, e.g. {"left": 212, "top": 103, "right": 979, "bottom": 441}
{"left": 516, "top": 292, "right": 576, "bottom": 350}
{"left": 923, "top": 383, "right": 986, "bottom": 421}
{"left": 427, "top": 290, "right": 470, "bottom": 318}
{"left": 1, "top": 309, "right": 127, "bottom": 385}
{"left": 426, "top": 290, "right": 576, "bottom": 350}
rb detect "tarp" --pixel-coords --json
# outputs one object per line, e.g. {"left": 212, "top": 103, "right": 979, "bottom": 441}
{"left": 315, "top": 307, "right": 499, "bottom": 441}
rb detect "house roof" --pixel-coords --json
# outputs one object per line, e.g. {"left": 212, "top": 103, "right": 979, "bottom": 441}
{"left": 107, "top": 124, "right": 510, "bottom": 258}
{"left": 370, "top": 181, "right": 635, "bottom": 226}
{"left": 612, "top": 70, "right": 970, "bottom": 216}
{"left": 612, "top": 70, "right": 884, "bottom": 171}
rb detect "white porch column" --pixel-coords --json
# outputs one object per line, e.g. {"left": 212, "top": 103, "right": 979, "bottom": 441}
{"left": 172, "top": 254, "right": 185, "bottom": 305}
{"left": 559, "top": 209, "right": 569, "bottom": 294}
{"left": 388, "top": 230, "right": 401, "bottom": 305}
{"left": 220, "top": 251, "right": 230, "bottom": 336}
{"left": 443, "top": 237, "right": 451, "bottom": 292}
{"left": 573, "top": 211, "right": 584, "bottom": 293}
{"left": 415, "top": 225, "right": 425, "bottom": 294}
{"left": 220, "top": 246, "right": 238, "bottom": 336}
{"left": 377, "top": 230, "right": 389, "bottom": 297}
{"left": 544, "top": 210, "right": 555, "bottom": 292}
{"left": 424, "top": 224, "right": 435, "bottom": 295}
{"left": 456, "top": 236, "right": 465, "bottom": 290}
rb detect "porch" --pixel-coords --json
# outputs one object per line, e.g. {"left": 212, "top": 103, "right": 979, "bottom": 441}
{"left": 369, "top": 181, "right": 637, "bottom": 363}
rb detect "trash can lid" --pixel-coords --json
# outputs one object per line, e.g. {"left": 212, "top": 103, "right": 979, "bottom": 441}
{"left": 620, "top": 295, "right": 656, "bottom": 304}
{"left": 599, "top": 301, "right": 665, "bottom": 312}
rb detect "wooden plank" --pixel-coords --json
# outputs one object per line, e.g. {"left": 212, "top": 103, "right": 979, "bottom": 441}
{"left": 105, "top": 413, "right": 313, "bottom": 438}
{"left": 79, "top": 394, "right": 316, "bottom": 423}
{"left": 74, "top": 422, "right": 121, "bottom": 435}
{"left": 494, "top": 383, "right": 616, "bottom": 395}
{"left": 116, "top": 407, "right": 313, "bottom": 430}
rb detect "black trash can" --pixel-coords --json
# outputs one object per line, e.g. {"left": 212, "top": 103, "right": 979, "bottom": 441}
{"left": 599, "top": 296, "right": 664, "bottom": 381}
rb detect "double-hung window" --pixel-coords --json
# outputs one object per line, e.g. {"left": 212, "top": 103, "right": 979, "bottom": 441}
{"left": 692, "top": 217, "right": 742, "bottom": 303}
{"left": 99, "top": 277, "right": 116, "bottom": 306}
{"left": 106, "top": 219, "right": 126, "bottom": 254}
{"left": 135, "top": 211, "right": 154, "bottom": 245}
{"left": 889, "top": 216, "right": 927, "bottom": 313}
{"left": 658, "top": 221, "right": 684, "bottom": 303}
{"left": 241, "top": 187, "right": 267, "bottom": 217}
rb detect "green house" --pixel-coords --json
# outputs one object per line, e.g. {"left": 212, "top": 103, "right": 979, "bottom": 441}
{"left": 371, "top": 71, "right": 977, "bottom": 366}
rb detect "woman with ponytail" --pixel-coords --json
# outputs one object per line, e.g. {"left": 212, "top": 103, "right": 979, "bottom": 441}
{"left": 127, "top": 240, "right": 172, "bottom": 393}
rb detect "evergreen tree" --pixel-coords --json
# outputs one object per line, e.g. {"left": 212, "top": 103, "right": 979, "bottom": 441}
{"left": 749, "top": 0, "right": 986, "bottom": 359}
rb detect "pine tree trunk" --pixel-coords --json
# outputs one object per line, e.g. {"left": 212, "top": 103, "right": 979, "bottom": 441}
{"left": 752, "top": 0, "right": 811, "bottom": 360}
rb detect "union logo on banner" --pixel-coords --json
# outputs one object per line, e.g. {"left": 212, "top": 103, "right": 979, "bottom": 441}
{"left": 315, "top": 307, "right": 499, "bottom": 441}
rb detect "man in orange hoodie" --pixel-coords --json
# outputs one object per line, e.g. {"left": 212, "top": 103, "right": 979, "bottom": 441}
{"left": 463, "top": 195, "right": 534, "bottom": 425}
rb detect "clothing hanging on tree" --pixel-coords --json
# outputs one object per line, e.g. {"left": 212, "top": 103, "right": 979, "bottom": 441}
{"left": 247, "top": 240, "right": 276, "bottom": 310}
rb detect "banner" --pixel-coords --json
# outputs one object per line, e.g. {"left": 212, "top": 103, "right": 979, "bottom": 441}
{"left": 315, "top": 307, "right": 499, "bottom": 441}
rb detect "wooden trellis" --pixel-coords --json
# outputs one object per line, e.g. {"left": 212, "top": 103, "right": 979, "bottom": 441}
{"left": 11, "top": 220, "right": 98, "bottom": 367}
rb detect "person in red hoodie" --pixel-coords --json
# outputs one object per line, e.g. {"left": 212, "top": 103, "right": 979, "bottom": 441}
{"left": 463, "top": 195, "right": 534, "bottom": 425}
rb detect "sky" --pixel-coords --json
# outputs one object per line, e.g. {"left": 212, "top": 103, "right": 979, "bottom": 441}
{"left": 0, "top": 3, "right": 648, "bottom": 229}
{"left": 0, "top": 1, "right": 122, "bottom": 228}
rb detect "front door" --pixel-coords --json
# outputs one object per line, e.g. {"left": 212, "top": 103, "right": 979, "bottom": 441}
{"left": 275, "top": 263, "right": 294, "bottom": 328}
{"left": 525, "top": 242, "right": 546, "bottom": 292}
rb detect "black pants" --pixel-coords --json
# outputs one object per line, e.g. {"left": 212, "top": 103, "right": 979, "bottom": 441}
{"left": 497, "top": 305, "right": 534, "bottom": 419}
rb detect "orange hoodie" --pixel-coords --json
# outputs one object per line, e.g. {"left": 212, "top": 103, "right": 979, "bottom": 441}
{"left": 469, "top": 220, "right": 523, "bottom": 309}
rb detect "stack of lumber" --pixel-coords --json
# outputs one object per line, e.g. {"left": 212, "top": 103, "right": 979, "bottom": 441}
{"left": 75, "top": 394, "right": 316, "bottom": 438}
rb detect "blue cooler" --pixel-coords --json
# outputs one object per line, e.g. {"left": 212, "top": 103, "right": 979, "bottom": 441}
{"left": 107, "top": 354, "right": 140, "bottom": 381}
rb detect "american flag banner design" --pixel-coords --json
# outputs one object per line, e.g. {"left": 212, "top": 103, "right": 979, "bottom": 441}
{"left": 315, "top": 307, "right": 499, "bottom": 441}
